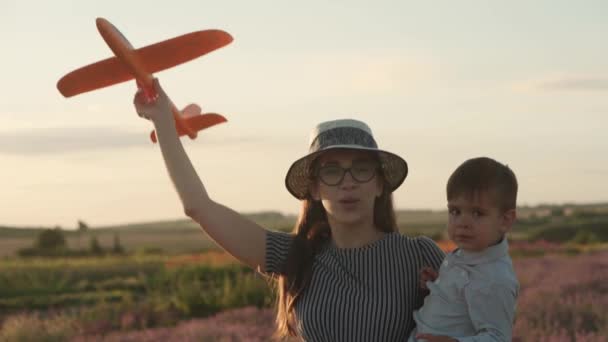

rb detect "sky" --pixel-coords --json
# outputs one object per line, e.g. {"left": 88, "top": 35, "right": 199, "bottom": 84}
{"left": 1, "top": 1, "right": 607, "bottom": 228}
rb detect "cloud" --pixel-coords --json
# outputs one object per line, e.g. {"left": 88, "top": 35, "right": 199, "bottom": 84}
{"left": 221, "top": 50, "right": 438, "bottom": 101}
{"left": 0, "top": 126, "right": 268, "bottom": 155}
{"left": 537, "top": 77, "right": 608, "bottom": 91}
{"left": 0, "top": 126, "right": 146, "bottom": 155}
{"left": 584, "top": 168, "right": 608, "bottom": 176}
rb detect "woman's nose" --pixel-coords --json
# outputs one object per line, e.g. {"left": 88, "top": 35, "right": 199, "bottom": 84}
{"left": 339, "top": 170, "right": 357, "bottom": 188}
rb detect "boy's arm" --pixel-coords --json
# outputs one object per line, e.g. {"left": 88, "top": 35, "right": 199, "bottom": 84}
{"left": 456, "top": 283, "right": 517, "bottom": 342}
{"left": 415, "top": 283, "right": 517, "bottom": 342}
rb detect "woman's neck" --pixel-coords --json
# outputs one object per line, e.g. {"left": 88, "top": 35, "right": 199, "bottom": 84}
{"left": 328, "top": 217, "right": 386, "bottom": 249}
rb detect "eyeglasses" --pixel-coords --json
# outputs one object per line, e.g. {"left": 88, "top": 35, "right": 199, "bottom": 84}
{"left": 316, "top": 160, "right": 379, "bottom": 186}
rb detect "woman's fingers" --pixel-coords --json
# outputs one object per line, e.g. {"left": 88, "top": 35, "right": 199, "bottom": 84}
{"left": 133, "top": 79, "right": 171, "bottom": 121}
{"left": 419, "top": 266, "right": 439, "bottom": 289}
{"left": 133, "top": 90, "right": 151, "bottom": 120}
{"left": 133, "top": 88, "right": 146, "bottom": 104}
{"left": 152, "top": 78, "right": 164, "bottom": 96}
{"left": 421, "top": 267, "right": 434, "bottom": 276}
{"left": 421, "top": 266, "right": 438, "bottom": 279}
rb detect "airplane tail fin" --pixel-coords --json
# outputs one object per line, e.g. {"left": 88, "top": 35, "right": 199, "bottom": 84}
{"left": 150, "top": 113, "right": 226, "bottom": 143}
{"left": 181, "top": 103, "right": 202, "bottom": 118}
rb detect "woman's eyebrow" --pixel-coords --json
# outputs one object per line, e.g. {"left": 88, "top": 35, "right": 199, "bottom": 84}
{"left": 353, "top": 158, "right": 375, "bottom": 163}
{"left": 318, "top": 156, "right": 374, "bottom": 167}
{"left": 319, "top": 160, "right": 340, "bottom": 167}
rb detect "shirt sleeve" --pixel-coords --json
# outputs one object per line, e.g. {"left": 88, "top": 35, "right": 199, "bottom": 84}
{"left": 263, "top": 230, "right": 295, "bottom": 276}
{"left": 417, "top": 236, "right": 446, "bottom": 271}
{"left": 455, "top": 283, "right": 517, "bottom": 342}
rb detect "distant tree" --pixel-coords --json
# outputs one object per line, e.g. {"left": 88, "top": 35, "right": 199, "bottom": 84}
{"left": 551, "top": 207, "right": 564, "bottom": 217}
{"left": 77, "top": 220, "right": 90, "bottom": 249}
{"left": 89, "top": 236, "right": 104, "bottom": 255}
{"left": 35, "top": 228, "right": 67, "bottom": 250}
{"left": 112, "top": 233, "right": 125, "bottom": 254}
{"left": 571, "top": 230, "right": 600, "bottom": 245}
{"left": 77, "top": 220, "right": 89, "bottom": 232}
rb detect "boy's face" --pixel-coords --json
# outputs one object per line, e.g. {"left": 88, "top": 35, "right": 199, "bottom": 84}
{"left": 447, "top": 191, "right": 516, "bottom": 252}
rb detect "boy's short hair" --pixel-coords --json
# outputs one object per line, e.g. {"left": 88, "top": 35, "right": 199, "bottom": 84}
{"left": 447, "top": 157, "right": 518, "bottom": 211}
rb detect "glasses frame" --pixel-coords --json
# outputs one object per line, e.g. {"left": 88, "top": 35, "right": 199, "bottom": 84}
{"left": 315, "top": 161, "right": 380, "bottom": 186}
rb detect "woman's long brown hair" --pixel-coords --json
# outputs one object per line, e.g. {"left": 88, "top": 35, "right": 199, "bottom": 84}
{"left": 274, "top": 162, "right": 398, "bottom": 338}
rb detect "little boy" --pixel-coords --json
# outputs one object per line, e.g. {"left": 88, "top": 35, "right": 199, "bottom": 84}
{"left": 409, "top": 157, "right": 520, "bottom": 342}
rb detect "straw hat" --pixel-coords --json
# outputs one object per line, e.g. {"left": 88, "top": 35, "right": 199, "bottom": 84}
{"left": 285, "top": 119, "right": 408, "bottom": 199}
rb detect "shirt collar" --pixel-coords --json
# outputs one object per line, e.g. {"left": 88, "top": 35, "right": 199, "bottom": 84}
{"left": 450, "top": 237, "right": 509, "bottom": 265}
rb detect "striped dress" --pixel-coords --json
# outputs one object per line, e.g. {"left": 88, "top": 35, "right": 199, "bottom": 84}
{"left": 265, "top": 231, "right": 445, "bottom": 342}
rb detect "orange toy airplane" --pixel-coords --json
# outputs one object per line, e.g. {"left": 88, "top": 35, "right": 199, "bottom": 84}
{"left": 57, "top": 18, "right": 232, "bottom": 142}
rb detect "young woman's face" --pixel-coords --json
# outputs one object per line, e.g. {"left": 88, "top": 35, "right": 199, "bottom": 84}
{"left": 310, "top": 149, "right": 383, "bottom": 225}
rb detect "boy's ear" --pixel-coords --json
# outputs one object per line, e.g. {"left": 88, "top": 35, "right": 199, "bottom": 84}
{"left": 500, "top": 209, "right": 517, "bottom": 233}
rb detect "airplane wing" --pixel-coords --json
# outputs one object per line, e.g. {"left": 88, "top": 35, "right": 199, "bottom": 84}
{"left": 57, "top": 30, "right": 233, "bottom": 97}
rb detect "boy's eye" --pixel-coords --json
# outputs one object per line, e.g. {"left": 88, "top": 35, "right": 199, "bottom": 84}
{"left": 449, "top": 208, "right": 460, "bottom": 216}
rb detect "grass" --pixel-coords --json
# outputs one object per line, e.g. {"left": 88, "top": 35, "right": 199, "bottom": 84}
{"left": 2, "top": 250, "right": 603, "bottom": 341}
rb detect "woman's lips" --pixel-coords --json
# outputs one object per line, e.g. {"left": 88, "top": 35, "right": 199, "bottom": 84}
{"left": 338, "top": 198, "right": 360, "bottom": 209}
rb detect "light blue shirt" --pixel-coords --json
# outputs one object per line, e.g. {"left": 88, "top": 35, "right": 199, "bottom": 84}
{"left": 408, "top": 238, "right": 519, "bottom": 342}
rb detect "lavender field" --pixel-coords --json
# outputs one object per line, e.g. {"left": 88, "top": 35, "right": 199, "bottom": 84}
{"left": 44, "top": 250, "right": 602, "bottom": 342}
{"left": 512, "top": 251, "right": 607, "bottom": 341}
{"left": 2, "top": 205, "right": 607, "bottom": 342}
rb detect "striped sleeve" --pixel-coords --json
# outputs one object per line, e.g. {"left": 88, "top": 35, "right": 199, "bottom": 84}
{"left": 416, "top": 236, "right": 446, "bottom": 271}
{"left": 264, "top": 230, "right": 295, "bottom": 276}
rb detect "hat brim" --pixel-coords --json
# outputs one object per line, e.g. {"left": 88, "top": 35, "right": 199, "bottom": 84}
{"left": 285, "top": 145, "right": 408, "bottom": 200}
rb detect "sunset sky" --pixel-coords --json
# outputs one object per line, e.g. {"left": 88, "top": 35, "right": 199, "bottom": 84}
{"left": 1, "top": 1, "right": 607, "bottom": 228}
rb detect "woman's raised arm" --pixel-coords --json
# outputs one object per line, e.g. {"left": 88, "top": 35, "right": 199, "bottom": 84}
{"left": 134, "top": 79, "right": 268, "bottom": 271}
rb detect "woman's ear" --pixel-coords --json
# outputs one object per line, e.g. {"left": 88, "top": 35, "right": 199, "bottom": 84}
{"left": 309, "top": 183, "right": 321, "bottom": 201}
{"left": 375, "top": 178, "right": 385, "bottom": 198}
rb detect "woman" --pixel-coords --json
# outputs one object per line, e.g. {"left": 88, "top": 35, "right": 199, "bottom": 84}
{"left": 134, "top": 80, "right": 445, "bottom": 341}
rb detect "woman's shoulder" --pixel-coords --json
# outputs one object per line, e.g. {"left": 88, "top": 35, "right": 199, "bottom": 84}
{"left": 387, "top": 232, "right": 445, "bottom": 257}
{"left": 387, "top": 232, "right": 438, "bottom": 246}
{"left": 412, "top": 234, "right": 442, "bottom": 250}
{"left": 265, "top": 230, "right": 295, "bottom": 254}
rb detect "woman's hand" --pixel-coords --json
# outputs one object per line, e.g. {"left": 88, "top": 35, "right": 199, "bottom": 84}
{"left": 133, "top": 78, "right": 172, "bottom": 123}
{"left": 419, "top": 266, "right": 439, "bottom": 290}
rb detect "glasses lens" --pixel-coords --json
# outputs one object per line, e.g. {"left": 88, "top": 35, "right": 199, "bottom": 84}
{"left": 319, "top": 165, "right": 344, "bottom": 185}
{"left": 351, "top": 161, "right": 376, "bottom": 182}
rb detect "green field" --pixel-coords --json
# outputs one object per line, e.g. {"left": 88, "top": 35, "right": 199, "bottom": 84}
{"left": 2, "top": 203, "right": 608, "bottom": 257}
{"left": 0, "top": 213, "right": 296, "bottom": 257}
